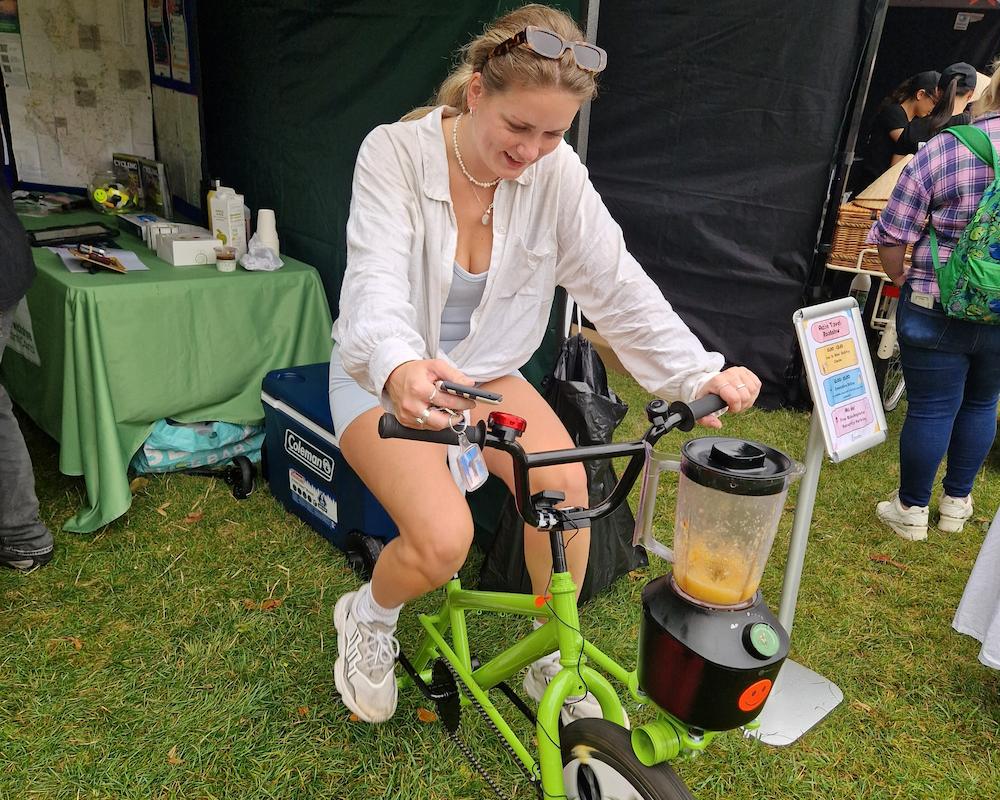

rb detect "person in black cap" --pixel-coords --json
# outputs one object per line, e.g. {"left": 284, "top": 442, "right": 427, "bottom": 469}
{"left": 893, "top": 62, "right": 979, "bottom": 156}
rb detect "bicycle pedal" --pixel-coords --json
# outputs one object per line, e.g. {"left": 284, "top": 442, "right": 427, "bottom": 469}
{"left": 430, "top": 659, "right": 461, "bottom": 733}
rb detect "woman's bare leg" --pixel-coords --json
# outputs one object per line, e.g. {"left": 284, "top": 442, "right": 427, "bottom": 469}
{"left": 338, "top": 407, "right": 474, "bottom": 608}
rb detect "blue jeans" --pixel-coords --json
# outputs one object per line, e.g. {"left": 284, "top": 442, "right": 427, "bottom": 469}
{"left": 896, "top": 284, "right": 1000, "bottom": 508}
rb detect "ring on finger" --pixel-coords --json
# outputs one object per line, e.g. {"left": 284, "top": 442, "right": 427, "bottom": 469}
{"left": 734, "top": 383, "right": 747, "bottom": 390}
{"left": 415, "top": 407, "right": 432, "bottom": 425}
{"left": 428, "top": 386, "right": 438, "bottom": 403}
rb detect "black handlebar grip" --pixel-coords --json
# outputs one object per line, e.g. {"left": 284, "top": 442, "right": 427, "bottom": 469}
{"left": 377, "top": 413, "right": 461, "bottom": 445}
{"left": 667, "top": 394, "right": 728, "bottom": 432}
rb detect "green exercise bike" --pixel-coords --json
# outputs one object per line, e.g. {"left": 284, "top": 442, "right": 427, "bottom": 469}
{"left": 373, "top": 394, "right": 801, "bottom": 799}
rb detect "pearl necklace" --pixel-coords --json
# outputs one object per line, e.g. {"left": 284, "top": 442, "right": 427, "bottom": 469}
{"left": 452, "top": 112, "right": 499, "bottom": 226}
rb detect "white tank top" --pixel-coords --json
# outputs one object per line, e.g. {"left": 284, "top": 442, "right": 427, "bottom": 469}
{"left": 440, "top": 262, "right": 487, "bottom": 354}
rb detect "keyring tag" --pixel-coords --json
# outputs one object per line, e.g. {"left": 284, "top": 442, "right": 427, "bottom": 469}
{"left": 456, "top": 429, "right": 488, "bottom": 492}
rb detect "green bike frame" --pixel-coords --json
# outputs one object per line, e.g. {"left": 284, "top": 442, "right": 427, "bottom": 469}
{"left": 402, "top": 569, "right": 720, "bottom": 797}
{"left": 380, "top": 400, "right": 734, "bottom": 796}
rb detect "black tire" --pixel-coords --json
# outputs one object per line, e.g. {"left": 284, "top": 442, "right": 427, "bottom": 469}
{"left": 229, "top": 455, "right": 256, "bottom": 500}
{"left": 343, "top": 532, "right": 384, "bottom": 580}
{"left": 560, "top": 718, "right": 694, "bottom": 800}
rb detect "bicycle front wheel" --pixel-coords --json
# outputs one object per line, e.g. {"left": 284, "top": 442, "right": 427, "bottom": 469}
{"left": 561, "top": 718, "right": 694, "bottom": 800}
{"left": 881, "top": 352, "right": 906, "bottom": 412}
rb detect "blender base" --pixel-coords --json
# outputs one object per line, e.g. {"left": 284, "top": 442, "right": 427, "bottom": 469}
{"left": 742, "top": 659, "right": 843, "bottom": 746}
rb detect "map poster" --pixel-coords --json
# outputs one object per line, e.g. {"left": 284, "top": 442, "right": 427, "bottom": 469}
{"left": 793, "top": 298, "right": 887, "bottom": 463}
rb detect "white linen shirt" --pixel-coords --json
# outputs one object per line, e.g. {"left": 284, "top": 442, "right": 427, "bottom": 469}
{"left": 332, "top": 106, "right": 724, "bottom": 406}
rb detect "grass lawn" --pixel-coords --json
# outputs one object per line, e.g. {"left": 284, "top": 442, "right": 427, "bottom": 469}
{"left": 3, "top": 373, "right": 999, "bottom": 800}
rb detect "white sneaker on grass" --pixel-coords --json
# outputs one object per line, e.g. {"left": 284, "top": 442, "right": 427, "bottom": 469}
{"left": 523, "top": 653, "right": 630, "bottom": 728}
{"left": 876, "top": 493, "right": 929, "bottom": 541}
{"left": 334, "top": 590, "right": 400, "bottom": 723}
{"left": 938, "top": 494, "right": 973, "bottom": 533}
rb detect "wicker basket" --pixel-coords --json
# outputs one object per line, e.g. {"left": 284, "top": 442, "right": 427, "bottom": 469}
{"left": 826, "top": 202, "right": 911, "bottom": 274}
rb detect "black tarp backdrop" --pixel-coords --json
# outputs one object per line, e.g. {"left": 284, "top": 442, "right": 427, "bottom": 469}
{"left": 847, "top": 6, "right": 1000, "bottom": 195}
{"left": 587, "top": 0, "right": 878, "bottom": 408}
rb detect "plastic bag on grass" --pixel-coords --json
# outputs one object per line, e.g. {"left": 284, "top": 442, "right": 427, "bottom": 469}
{"left": 130, "top": 419, "right": 264, "bottom": 474}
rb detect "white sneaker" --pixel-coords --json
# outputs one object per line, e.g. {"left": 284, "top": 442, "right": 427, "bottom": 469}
{"left": 523, "top": 653, "right": 629, "bottom": 728}
{"left": 938, "top": 494, "right": 973, "bottom": 533}
{"left": 334, "top": 590, "right": 400, "bottom": 723}
{"left": 876, "top": 493, "right": 929, "bottom": 541}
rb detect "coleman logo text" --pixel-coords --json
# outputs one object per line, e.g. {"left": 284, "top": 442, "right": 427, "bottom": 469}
{"left": 284, "top": 431, "right": 334, "bottom": 481}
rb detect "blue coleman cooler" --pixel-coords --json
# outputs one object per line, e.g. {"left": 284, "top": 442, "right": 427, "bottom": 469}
{"left": 261, "top": 363, "right": 397, "bottom": 551}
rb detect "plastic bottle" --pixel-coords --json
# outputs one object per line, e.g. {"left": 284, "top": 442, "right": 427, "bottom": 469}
{"left": 206, "top": 179, "right": 221, "bottom": 226}
{"left": 849, "top": 272, "right": 871, "bottom": 313}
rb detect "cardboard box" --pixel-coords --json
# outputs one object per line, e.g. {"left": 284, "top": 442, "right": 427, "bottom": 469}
{"left": 156, "top": 231, "right": 218, "bottom": 265}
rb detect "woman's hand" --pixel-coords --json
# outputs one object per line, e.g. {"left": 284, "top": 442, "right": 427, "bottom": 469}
{"left": 877, "top": 244, "right": 907, "bottom": 286}
{"left": 385, "top": 359, "right": 476, "bottom": 430}
{"left": 696, "top": 366, "right": 762, "bottom": 429}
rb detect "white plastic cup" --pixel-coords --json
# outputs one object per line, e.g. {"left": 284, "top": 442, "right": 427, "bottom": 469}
{"left": 256, "top": 208, "right": 280, "bottom": 255}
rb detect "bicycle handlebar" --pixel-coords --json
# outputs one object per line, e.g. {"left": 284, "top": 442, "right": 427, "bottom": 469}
{"left": 377, "top": 393, "right": 727, "bottom": 529}
{"left": 377, "top": 414, "right": 483, "bottom": 446}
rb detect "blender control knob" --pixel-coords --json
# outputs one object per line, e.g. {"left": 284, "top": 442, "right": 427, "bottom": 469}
{"left": 745, "top": 622, "right": 780, "bottom": 659}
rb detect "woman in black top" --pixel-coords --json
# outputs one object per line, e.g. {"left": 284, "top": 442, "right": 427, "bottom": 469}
{"left": 856, "top": 71, "right": 939, "bottom": 189}
{"left": 893, "top": 62, "right": 978, "bottom": 158}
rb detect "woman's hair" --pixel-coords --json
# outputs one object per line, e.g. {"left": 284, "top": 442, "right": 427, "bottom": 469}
{"left": 919, "top": 62, "right": 980, "bottom": 137}
{"left": 402, "top": 4, "right": 597, "bottom": 121}
{"left": 877, "top": 70, "right": 940, "bottom": 115}
{"left": 921, "top": 77, "right": 960, "bottom": 138}
{"left": 972, "top": 59, "right": 1000, "bottom": 117}
{"left": 875, "top": 69, "right": 941, "bottom": 115}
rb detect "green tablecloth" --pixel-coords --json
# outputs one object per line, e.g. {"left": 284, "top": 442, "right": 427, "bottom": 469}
{"left": 3, "top": 211, "right": 333, "bottom": 532}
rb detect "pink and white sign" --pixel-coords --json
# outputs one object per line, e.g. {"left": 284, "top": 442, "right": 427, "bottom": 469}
{"left": 810, "top": 315, "right": 849, "bottom": 344}
{"left": 832, "top": 398, "right": 873, "bottom": 436}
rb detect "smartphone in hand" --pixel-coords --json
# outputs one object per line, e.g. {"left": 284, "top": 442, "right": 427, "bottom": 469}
{"left": 437, "top": 381, "right": 503, "bottom": 405}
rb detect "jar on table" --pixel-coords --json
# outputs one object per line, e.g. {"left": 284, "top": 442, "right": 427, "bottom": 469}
{"left": 214, "top": 245, "right": 238, "bottom": 273}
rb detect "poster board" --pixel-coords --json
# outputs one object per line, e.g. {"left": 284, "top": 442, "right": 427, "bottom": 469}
{"left": 4, "top": 0, "right": 153, "bottom": 187}
{"left": 793, "top": 298, "right": 887, "bottom": 462}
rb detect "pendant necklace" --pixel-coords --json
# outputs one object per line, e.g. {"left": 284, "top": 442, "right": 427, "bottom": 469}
{"left": 453, "top": 112, "right": 499, "bottom": 225}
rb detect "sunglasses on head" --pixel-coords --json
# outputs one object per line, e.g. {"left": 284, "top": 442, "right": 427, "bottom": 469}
{"left": 487, "top": 26, "right": 607, "bottom": 73}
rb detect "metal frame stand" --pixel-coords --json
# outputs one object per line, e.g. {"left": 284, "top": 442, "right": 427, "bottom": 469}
{"left": 746, "top": 412, "right": 843, "bottom": 746}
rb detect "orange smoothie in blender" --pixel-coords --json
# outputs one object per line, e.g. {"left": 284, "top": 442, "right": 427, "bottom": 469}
{"left": 676, "top": 542, "right": 757, "bottom": 606}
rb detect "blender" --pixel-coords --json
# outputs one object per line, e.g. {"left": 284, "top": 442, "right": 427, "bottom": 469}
{"left": 634, "top": 437, "right": 802, "bottom": 732}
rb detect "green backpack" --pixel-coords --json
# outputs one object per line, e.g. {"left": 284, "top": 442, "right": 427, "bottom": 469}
{"left": 928, "top": 124, "right": 1000, "bottom": 324}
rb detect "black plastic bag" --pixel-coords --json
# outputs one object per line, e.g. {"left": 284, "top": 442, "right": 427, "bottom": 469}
{"left": 477, "top": 333, "right": 647, "bottom": 602}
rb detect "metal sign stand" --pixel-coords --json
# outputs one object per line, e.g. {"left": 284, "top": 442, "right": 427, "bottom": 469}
{"left": 748, "top": 295, "right": 895, "bottom": 745}
{"left": 745, "top": 412, "right": 843, "bottom": 746}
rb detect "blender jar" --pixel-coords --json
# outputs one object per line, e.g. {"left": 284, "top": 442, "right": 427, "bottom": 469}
{"left": 672, "top": 438, "right": 800, "bottom": 607}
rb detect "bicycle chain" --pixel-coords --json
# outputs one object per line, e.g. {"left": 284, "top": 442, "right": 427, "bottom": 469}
{"left": 441, "top": 659, "right": 542, "bottom": 799}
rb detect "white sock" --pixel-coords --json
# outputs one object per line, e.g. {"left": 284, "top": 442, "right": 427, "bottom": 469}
{"left": 352, "top": 582, "right": 402, "bottom": 628}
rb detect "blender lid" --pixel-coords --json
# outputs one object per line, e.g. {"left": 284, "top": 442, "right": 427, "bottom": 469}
{"left": 681, "top": 437, "right": 797, "bottom": 496}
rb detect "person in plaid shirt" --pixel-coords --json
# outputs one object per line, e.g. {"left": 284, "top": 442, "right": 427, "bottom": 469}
{"left": 866, "top": 66, "right": 1000, "bottom": 542}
